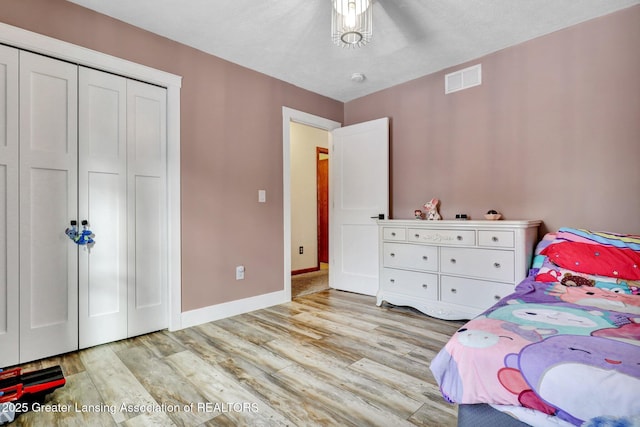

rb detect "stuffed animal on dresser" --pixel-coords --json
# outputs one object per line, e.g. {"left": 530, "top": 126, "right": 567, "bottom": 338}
{"left": 424, "top": 198, "right": 442, "bottom": 220}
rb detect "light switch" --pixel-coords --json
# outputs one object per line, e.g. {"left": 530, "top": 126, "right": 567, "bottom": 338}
{"left": 258, "top": 189, "right": 266, "bottom": 203}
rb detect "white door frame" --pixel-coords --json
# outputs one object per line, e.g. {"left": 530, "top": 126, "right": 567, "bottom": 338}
{"left": 282, "top": 107, "right": 341, "bottom": 300}
{"left": 0, "top": 22, "right": 183, "bottom": 331}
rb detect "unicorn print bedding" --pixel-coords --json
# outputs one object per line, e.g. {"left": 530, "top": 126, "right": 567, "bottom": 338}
{"left": 429, "top": 228, "right": 640, "bottom": 426}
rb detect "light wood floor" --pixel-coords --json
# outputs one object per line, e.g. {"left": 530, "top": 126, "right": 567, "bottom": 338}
{"left": 9, "top": 290, "right": 464, "bottom": 426}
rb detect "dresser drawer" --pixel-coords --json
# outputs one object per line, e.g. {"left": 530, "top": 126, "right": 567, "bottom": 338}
{"left": 408, "top": 228, "right": 475, "bottom": 246}
{"left": 440, "top": 247, "right": 514, "bottom": 282}
{"left": 440, "top": 275, "right": 514, "bottom": 310}
{"left": 383, "top": 243, "right": 438, "bottom": 271}
{"left": 478, "top": 230, "right": 514, "bottom": 248}
{"left": 383, "top": 227, "right": 406, "bottom": 241}
{"left": 381, "top": 268, "right": 438, "bottom": 300}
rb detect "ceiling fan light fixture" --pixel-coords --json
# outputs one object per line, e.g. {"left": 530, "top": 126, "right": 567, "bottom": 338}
{"left": 331, "top": 0, "right": 372, "bottom": 48}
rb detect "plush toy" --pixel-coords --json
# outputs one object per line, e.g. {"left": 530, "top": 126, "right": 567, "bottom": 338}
{"left": 561, "top": 272, "right": 595, "bottom": 287}
{"left": 65, "top": 221, "right": 95, "bottom": 246}
{"left": 424, "top": 198, "right": 442, "bottom": 220}
{"left": 414, "top": 209, "right": 424, "bottom": 220}
{"left": 65, "top": 224, "right": 79, "bottom": 241}
{"left": 76, "top": 226, "right": 95, "bottom": 245}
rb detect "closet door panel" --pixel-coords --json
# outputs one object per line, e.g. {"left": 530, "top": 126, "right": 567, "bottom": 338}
{"left": 28, "top": 169, "right": 72, "bottom": 326}
{"left": 78, "top": 67, "right": 128, "bottom": 349}
{"left": 134, "top": 176, "right": 163, "bottom": 307}
{"left": 19, "top": 52, "right": 78, "bottom": 362}
{"left": 0, "top": 45, "right": 19, "bottom": 367}
{"left": 127, "top": 80, "right": 167, "bottom": 337}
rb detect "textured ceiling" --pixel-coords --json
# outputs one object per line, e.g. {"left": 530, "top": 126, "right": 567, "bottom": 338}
{"left": 66, "top": 0, "right": 640, "bottom": 102}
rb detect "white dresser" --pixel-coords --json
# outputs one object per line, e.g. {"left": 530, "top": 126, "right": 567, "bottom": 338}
{"left": 377, "top": 220, "right": 541, "bottom": 320}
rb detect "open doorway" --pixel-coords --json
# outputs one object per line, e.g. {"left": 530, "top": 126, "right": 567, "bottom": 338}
{"left": 282, "top": 107, "right": 341, "bottom": 301}
{"left": 290, "top": 123, "right": 329, "bottom": 297}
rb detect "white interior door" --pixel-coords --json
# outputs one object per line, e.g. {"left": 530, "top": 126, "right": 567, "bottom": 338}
{"left": 0, "top": 45, "right": 19, "bottom": 367}
{"left": 78, "top": 67, "right": 128, "bottom": 349}
{"left": 19, "top": 51, "right": 78, "bottom": 362}
{"left": 127, "top": 79, "right": 168, "bottom": 337}
{"left": 330, "top": 117, "right": 389, "bottom": 295}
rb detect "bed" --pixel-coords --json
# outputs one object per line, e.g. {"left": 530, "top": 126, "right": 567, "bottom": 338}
{"left": 429, "top": 227, "right": 640, "bottom": 427}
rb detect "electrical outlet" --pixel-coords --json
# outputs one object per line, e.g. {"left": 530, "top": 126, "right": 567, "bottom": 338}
{"left": 236, "top": 265, "right": 245, "bottom": 280}
{"left": 299, "top": 246, "right": 303, "bottom": 254}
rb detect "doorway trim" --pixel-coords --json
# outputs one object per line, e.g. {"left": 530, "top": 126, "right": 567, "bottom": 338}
{"left": 282, "top": 107, "right": 341, "bottom": 300}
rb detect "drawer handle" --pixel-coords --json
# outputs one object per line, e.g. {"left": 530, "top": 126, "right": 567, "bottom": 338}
{"left": 450, "top": 258, "right": 457, "bottom": 264}
{"left": 390, "top": 253, "right": 396, "bottom": 257}
{"left": 422, "top": 255, "right": 428, "bottom": 261}
{"left": 492, "top": 236, "right": 499, "bottom": 242}
{"left": 389, "top": 278, "right": 395, "bottom": 284}
{"left": 494, "top": 262, "right": 501, "bottom": 268}
{"left": 456, "top": 235, "right": 462, "bottom": 241}
{"left": 450, "top": 288, "right": 457, "bottom": 294}
{"left": 391, "top": 232, "right": 396, "bottom": 236}
{"left": 414, "top": 233, "right": 420, "bottom": 238}
{"left": 494, "top": 295, "right": 501, "bottom": 300}
{"left": 422, "top": 284, "right": 428, "bottom": 289}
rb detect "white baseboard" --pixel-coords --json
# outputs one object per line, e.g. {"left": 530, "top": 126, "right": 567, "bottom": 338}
{"left": 177, "top": 290, "right": 289, "bottom": 330}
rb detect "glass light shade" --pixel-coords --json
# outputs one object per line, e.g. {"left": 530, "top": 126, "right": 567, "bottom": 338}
{"left": 331, "top": 0, "right": 372, "bottom": 48}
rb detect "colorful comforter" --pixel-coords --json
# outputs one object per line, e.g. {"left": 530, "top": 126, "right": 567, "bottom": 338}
{"left": 430, "top": 228, "right": 640, "bottom": 426}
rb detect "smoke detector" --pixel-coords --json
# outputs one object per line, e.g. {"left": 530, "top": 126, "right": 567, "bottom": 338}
{"left": 351, "top": 72, "right": 366, "bottom": 82}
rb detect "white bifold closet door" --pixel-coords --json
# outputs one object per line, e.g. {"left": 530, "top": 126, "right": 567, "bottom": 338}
{"left": 17, "top": 51, "right": 167, "bottom": 362}
{"left": 77, "top": 68, "right": 168, "bottom": 348}
{"left": 0, "top": 45, "right": 19, "bottom": 367}
{"left": 19, "top": 51, "right": 79, "bottom": 362}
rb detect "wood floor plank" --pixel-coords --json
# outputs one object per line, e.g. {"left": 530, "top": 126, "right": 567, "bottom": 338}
{"left": 266, "top": 337, "right": 424, "bottom": 418}
{"left": 234, "top": 371, "right": 356, "bottom": 427}
{"left": 272, "top": 364, "right": 415, "bottom": 427}
{"left": 11, "top": 371, "right": 116, "bottom": 427}
{"left": 171, "top": 327, "right": 277, "bottom": 382}
{"left": 247, "top": 308, "right": 328, "bottom": 341}
{"left": 135, "top": 330, "right": 188, "bottom": 358}
{"left": 348, "top": 357, "right": 443, "bottom": 403}
{"left": 116, "top": 345, "right": 213, "bottom": 426}
{"left": 292, "top": 312, "right": 420, "bottom": 357}
{"left": 409, "top": 402, "right": 458, "bottom": 427}
{"left": 308, "top": 308, "right": 380, "bottom": 332}
{"left": 194, "top": 322, "right": 292, "bottom": 374}
{"left": 212, "top": 316, "right": 280, "bottom": 345}
{"left": 165, "top": 351, "right": 292, "bottom": 426}
{"left": 78, "top": 345, "right": 164, "bottom": 424}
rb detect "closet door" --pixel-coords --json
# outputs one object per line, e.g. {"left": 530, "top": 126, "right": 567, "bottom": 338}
{"left": 19, "top": 52, "right": 78, "bottom": 362}
{"left": 78, "top": 67, "right": 128, "bottom": 349}
{"left": 127, "top": 80, "right": 168, "bottom": 336}
{"left": 0, "top": 45, "right": 19, "bottom": 367}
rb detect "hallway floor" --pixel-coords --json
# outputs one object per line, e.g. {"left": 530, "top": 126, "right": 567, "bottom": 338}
{"left": 292, "top": 263, "right": 329, "bottom": 298}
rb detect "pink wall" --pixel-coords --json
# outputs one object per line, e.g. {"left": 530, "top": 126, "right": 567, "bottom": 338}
{"left": 1, "top": 1, "right": 638, "bottom": 314}
{"left": 0, "top": 0, "right": 343, "bottom": 312}
{"left": 345, "top": 5, "right": 640, "bottom": 236}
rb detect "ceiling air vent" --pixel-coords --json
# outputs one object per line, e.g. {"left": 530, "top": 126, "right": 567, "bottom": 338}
{"left": 445, "top": 64, "right": 481, "bottom": 94}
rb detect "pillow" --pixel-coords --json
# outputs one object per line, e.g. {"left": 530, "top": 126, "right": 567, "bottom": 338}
{"left": 534, "top": 233, "right": 557, "bottom": 256}
{"left": 541, "top": 241, "right": 640, "bottom": 280}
